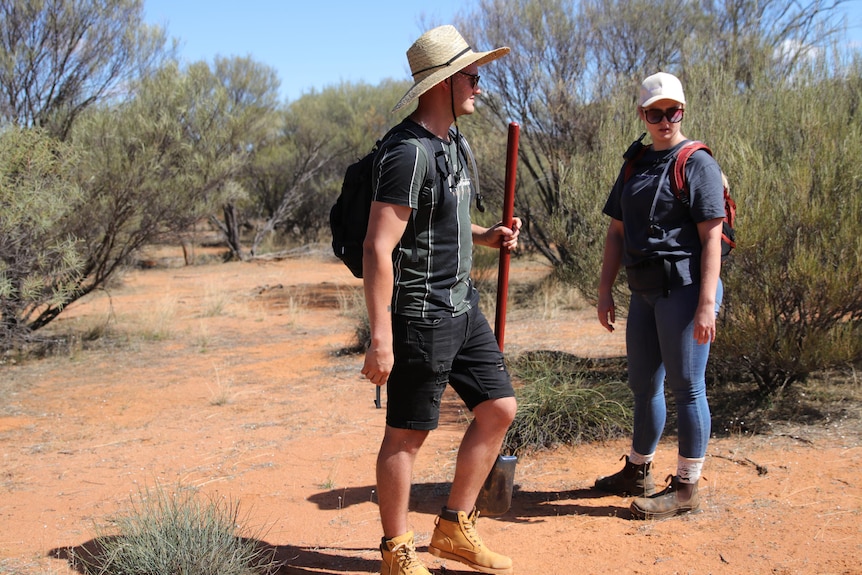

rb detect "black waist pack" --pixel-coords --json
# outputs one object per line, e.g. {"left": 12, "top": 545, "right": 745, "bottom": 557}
{"left": 626, "top": 258, "right": 673, "bottom": 294}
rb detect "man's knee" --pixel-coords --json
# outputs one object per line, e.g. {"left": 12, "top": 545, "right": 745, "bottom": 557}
{"left": 475, "top": 396, "right": 517, "bottom": 428}
{"left": 381, "top": 426, "right": 429, "bottom": 454}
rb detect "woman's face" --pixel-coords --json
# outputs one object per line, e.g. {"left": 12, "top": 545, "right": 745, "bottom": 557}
{"left": 639, "top": 98, "right": 685, "bottom": 149}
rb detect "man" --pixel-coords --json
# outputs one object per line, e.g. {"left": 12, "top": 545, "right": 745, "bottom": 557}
{"left": 361, "top": 25, "right": 520, "bottom": 575}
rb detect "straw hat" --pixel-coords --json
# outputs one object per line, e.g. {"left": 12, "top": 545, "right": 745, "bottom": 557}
{"left": 391, "top": 25, "right": 510, "bottom": 113}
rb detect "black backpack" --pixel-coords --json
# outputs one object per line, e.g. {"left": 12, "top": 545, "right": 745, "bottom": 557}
{"left": 623, "top": 135, "right": 737, "bottom": 258}
{"left": 329, "top": 125, "right": 437, "bottom": 278}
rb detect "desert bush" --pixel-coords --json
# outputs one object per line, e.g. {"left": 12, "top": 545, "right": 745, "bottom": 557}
{"left": 503, "top": 351, "right": 631, "bottom": 454}
{"left": 711, "top": 60, "right": 862, "bottom": 393}
{"left": 0, "top": 127, "right": 85, "bottom": 349}
{"left": 77, "top": 484, "right": 277, "bottom": 575}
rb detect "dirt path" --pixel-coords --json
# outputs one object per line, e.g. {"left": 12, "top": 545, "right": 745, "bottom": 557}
{"left": 0, "top": 253, "right": 859, "bottom": 575}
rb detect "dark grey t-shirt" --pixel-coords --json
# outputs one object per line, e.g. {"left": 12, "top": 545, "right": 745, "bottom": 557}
{"left": 371, "top": 120, "right": 477, "bottom": 318}
{"left": 603, "top": 140, "right": 726, "bottom": 286}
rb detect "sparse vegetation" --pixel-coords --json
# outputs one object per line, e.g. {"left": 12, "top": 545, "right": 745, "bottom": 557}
{"left": 74, "top": 484, "right": 279, "bottom": 575}
{"left": 503, "top": 351, "right": 631, "bottom": 454}
{"left": 0, "top": 1, "right": 859, "bottom": 571}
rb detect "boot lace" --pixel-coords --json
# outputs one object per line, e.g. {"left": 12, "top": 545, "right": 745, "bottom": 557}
{"left": 390, "top": 541, "right": 424, "bottom": 573}
{"left": 462, "top": 509, "right": 485, "bottom": 548}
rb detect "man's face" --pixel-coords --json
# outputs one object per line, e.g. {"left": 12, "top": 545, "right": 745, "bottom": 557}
{"left": 451, "top": 64, "right": 481, "bottom": 116}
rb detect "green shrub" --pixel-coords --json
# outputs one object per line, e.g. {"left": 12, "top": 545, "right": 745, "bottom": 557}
{"left": 709, "top": 61, "right": 862, "bottom": 393}
{"left": 503, "top": 351, "right": 631, "bottom": 455}
{"left": 0, "top": 127, "right": 84, "bottom": 349}
{"left": 77, "top": 485, "right": 278, "bottom": 575}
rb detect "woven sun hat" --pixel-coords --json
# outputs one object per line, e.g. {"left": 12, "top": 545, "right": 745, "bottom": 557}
{"left": 638, "top": 72, "right": 686, "bottom": 108}
{"left": 391, "top": 25, "right": 510, "bottom": 113}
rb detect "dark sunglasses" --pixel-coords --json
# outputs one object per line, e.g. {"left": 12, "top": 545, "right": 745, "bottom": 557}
{"left": 458, "top": 71, "right": 480, "bottom": 89}
{"left": 644, "top": 106, "right": 684, "bottom": 124}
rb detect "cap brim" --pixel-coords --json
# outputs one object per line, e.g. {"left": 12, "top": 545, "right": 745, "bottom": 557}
{"left": 640, "top": 95, "right": 685, "bottom": 108}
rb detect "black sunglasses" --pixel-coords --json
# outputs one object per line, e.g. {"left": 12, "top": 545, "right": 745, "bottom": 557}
{"left": 458, "top": 71, "right": 480, "bottom": 89}
{"left": 643, "top": 106, "right": 684, "bottom": 124}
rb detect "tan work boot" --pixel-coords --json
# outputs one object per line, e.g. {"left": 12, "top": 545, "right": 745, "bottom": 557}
{"left": 630, "top": 475, "right": 701, "bottom": 520}
{"left": 428, "top": 508, "right": 513, "bottom": 575}
{"left": 594, "top": 454, "right": 655, "bottom": 496}
{"left": 380, "top": 531, "right": 432, "bottom": 575}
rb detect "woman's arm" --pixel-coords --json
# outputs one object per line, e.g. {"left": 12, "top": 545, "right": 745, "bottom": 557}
{"left": 694, "top": 217, "right": 723, "bottom": 344}
{"left": 597, "top": 218, "right": 625, "bottom": 332}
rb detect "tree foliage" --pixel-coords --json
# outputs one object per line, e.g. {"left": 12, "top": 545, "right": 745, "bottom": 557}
{"left": 238, "top": 80, "right": 409, "bottom": 251}
{"left": 0, "top": 127, "right": 83, "bottom": 348}
{"left": 456, "top": 0, "right": 849, "bottom": 268}
{"left": 195, "top": 55, "right": 281, "bottom": 259}
{"left": 0, "top": 0, "right": 170, "bottom": 139}
{"left": 19, "top": 60, "right": 268, "bottom": 335}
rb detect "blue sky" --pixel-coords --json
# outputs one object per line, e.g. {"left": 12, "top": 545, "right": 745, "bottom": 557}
{"left": 143, "top": 0, "right": 861, "bottom": 103}
{"left": 143, "top": 0, "right": 465, "bottom": 102}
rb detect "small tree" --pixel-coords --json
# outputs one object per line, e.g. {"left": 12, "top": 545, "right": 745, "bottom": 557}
{"left": 712, "top": 60, "right": 862, "bottom": 393}
{"left": 0, "top": 0, "right": 170, "bottom": 140}
{"left": 13, "top": 63, "right": 258, "bottom": 338}
{"left": 0, "top": 127, "right": 84, "bottom": 348}
{"left": 239, "top": 80, "right": 409, "bottom": 251}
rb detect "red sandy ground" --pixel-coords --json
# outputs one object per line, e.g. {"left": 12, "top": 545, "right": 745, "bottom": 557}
{"left": 0, "top": 251, "right": 860, "bottom": 575}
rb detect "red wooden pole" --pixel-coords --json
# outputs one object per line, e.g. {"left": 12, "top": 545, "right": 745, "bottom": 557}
{"left": 494, "top": 122, "right": 519, "bottom": 352}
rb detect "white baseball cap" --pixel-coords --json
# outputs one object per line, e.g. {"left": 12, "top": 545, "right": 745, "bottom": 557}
{"left": 638, "top": 72, "right": 686, "bottom": 107}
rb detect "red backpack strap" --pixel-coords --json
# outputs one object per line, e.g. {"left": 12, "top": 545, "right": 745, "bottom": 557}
{"left": 623, "top": 145, "right": 648, "bottom": 182}
{"left": 671, "top": 141, "right": 713, "bottom": 206}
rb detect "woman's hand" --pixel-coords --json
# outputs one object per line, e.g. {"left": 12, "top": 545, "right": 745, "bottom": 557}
{"left": 693, "top": 303, "right": 716, "bottom": 344}
{"left": 597, "top": 291, "right": 616, "bottom": 333}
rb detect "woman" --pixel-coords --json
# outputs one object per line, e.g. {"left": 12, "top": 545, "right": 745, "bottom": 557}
{"left": 595, "top": 72, "right": 725, "bottom": 520}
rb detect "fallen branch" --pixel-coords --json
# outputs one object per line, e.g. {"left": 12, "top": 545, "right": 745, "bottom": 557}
{"left": 713, "top": 453, "right": 769, "bottom": 476}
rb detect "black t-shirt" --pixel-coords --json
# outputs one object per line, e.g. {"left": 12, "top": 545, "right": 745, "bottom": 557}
{"left": 372, "top": 120, "right": 477, "bottom": 318}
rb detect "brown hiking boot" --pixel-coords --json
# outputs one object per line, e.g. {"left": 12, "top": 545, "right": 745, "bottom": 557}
{"left": 630, "top": 475, "right": 701, "bottom": 520}
{"left": 380, "top": 531, "right": 432, "bottom": 575}
{"left": 594, "top": 455, "right": 655, "bottom": 496}
{"left": 428, "top": 508, "right": 513, "bottom": 575}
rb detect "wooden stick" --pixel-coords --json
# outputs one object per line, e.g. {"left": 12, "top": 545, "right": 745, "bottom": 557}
{"left": 494, "top": 122, "right": 520, "bottom": 352}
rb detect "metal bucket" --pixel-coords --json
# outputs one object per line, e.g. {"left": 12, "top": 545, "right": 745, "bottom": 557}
{"left": 476, "top": 454, "right": 517, "bottom": 516}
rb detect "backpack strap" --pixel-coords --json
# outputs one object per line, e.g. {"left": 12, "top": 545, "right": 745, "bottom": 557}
{"left": 622, "top": 132, "right": 649, "bottom": 182}
{"left": 670, "top": 141, "right": 713, "bottom": 207}
{"left": 385, "top": 124, "right": 438, "bottom": 193}
{"left": 379, "top": 124, "right": 441, "bottom": 265}
{"left": 452, "top": 130, "right": 485, "bottom": 212}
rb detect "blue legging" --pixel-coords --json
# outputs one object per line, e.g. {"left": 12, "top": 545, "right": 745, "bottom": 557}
{"left": 625, "top": 281, "right": 723, "bottom": 459}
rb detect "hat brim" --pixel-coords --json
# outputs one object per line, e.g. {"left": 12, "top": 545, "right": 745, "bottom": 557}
{"left": 391, "top": 47, "right": 510, "bottom": 113}
{"left": 640, "top": 94, "right": 686, "bottom": 108}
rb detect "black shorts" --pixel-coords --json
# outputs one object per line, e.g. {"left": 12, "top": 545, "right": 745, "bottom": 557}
{"left": 386, "top": 305, "right": 513, "bottom": 430}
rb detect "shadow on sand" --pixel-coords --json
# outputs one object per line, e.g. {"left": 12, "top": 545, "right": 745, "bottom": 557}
{"left": 48, "top": 537, "right": 378, "bottom": 575}
{"left": 48, "top": 482, "right": 629, "bottom": 574}
{"left": 306, "top": 480, "right": 633, "bottom": 521}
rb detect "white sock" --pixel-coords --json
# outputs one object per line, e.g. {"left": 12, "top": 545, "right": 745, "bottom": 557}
{"left": 628, "top": 450, "right": 654, "bottom": 466}
{"left": 677, "top": 456, "right": 705, "bottom": 483}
